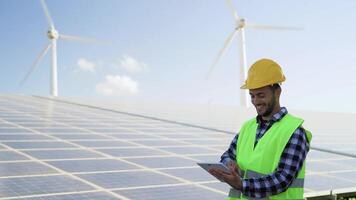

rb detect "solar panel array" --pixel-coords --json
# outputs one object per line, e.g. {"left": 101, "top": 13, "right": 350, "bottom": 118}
{"left": 0, "top": 95, "right": 355, "bottom": 199}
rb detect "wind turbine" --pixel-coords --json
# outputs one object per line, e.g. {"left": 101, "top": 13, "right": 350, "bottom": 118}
{"left": 20, "top": 0, "right": 100, "bottom": 97}
{"left": 207, "top": 0, "right": 301, "bottom": 107}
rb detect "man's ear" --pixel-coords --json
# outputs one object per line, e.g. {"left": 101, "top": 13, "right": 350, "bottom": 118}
{"left": 275, "top": 87, "right": 282, "bottom": 98}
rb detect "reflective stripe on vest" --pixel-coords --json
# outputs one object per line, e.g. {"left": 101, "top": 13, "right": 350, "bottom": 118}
{"left": 229, "top": 188, "right": 269, "bottom": 200}
{"left": 245, "top": 170, "right": 304, "bottom": 188}
{"left": 228, "top": 170, "right": 304, "bottom": 200}
{"left": 229, "top": 188, "right": 241, "bottom": 198}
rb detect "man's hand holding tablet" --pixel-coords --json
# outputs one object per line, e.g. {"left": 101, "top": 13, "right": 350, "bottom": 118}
{"left": 197, "top": 162, "right": 231, "bottom": 177}
{"left": 198, "top": 161, "right": 243, "bottom": 190}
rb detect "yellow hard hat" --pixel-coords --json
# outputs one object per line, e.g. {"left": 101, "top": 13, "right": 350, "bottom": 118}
{"left": 240, "top": 58, "right": 286, "bottom": 89}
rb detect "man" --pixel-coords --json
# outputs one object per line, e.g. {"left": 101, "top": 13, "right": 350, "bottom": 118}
{"left": 209, "top": 58, "right": 312, "bottom": 199}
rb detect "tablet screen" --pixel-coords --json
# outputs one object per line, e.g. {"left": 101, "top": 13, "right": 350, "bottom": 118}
{"left": 197, "top": 162, "right": 231, "bottom": 174}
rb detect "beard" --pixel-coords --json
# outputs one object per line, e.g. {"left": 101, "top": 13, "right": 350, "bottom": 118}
{"left": 262, "top": 93, "right": 276, "bottom": 117}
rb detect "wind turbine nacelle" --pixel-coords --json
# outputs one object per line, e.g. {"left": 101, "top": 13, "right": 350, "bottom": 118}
{"left": 236, "top": 18, "right": 246, "bottom": 29}
{"left": 47, "top": 29, "right": 59, "bottom": 40}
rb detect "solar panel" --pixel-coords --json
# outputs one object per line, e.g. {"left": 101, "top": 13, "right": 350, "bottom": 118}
{"left": 116, "top": 185, "right": 227, "bottom": 200}
{"left": 0, "top": 162, "right": 57, "bottom": 176}
{"left": 0, "top": 175, "right": 94, "bottom": 198}
{"left": 78, "top": 171, "right": 181, "bottom": 189}
{"left": 305, "top": 150, "right": 356, "bottom": 192}
{"left": 0, "top": 95, "right": 355, "bottom": 199}
{"left": 0, "top": 151, "right": 30, "bottom": 161}
{"left": 3, "top": 141, "right": 77, "bottom": 149}
{"left": 19, "top": 192, "right": 120, "bottom": 200}
{"left": 47, "top": 159, "right": 139, "bottom": 173}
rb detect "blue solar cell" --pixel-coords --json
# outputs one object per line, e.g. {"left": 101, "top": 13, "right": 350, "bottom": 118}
{"left": 132, "top": 128, "right": 174, "bottom": 133}
{"left": 160, "top": 167, "right": 216, "bottom": 182}
{"left": 23, "top": 149, "right": 103, "bottom": 160}
{"left": 33, "top": 128, "right": 87, "bottom": 133}
{"left": 116, "top": 184, "right": 226, "bottom": 200}
{"left": 13, "top": 192, "right": 120, "bottom": 200}
{"left": 110, "top": 133, "right": 160, "bottom": 139}
{"left": 307, "top": 160, "right": 354, "bottom": 172}
{"left": 1, "top": 118, "right": 41, "bottom": 123}
{"left": 72, "top": 140, "right": 134, "bottom": 148}
{"left": 0, "top": 128, "right": 30, "bottom": 133}
{"left": 48, "top": 159, "right": 139, "bottom": 172}
{"left": 155, "top": 133, "right": 201, "bottom": 139}
{"left": 202, "top": 182, "right": 231, "bottom": 193}
{"left": 189, "top": 155, "right": 221, "bottom": 162}
{"left": 98, "top": 147, "right": 168, "bottom": 157}
{"left": 53, "top": 134, "right": 109, "bottom": 140}
{"left": 114, "top": 124, "right": 154, "bottom": 128}
{"left": 0, "top": 124, "right": 17, "bottom": 128}
{"left": 126, "top": 156, "right": 195, "bottom": 168}
{"left": 158, "top": 146, "right": 220, "bottom": 154}
{"left": 85, "top": 128, "right": 130, "bottom": 133}
{"left": 3, "top": 141, "right": 76, "bottom": 149}
{"left": 210, "top": 146, "right": 228, "bottom": 151}
{"left": 330, "top": 158, "right": 356, "bottom": 167}
{"left": 79, "top": 171, "right": 180, "bottom": 189}
{"left": 305, "top": 174, "right": 356, "bottom": 191}
{"left": 14, "top": 123, "right": 62, "bottom": 127}
{"left": 333, "top": 171, "right": 356, "bottom": 183}
{"left": 0, "top": 175, "right": 93, "bottom": 198}
{"left": 183, "top": 139, "right": 230, "bottom": 145}
{"left": 307, "top": 150, "right": 348, "bottom": 160}
{"left": 0, "top": 151, "right": 29, "bottom": 161}
{"left": 0, "top": 134, "right": 51, "bottom": 140}
{"left": 0, "top": 162, "right": 57, "bottom": 177}
{"left": 133, "top": 139, "right": 188, "bottom": 146}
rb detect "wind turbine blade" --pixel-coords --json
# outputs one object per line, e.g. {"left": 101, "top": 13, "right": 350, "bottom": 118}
{"left": 40, "top": 0, "right": 55, "bottom": 28}
{"left": 59, "top": 34, "right": 107, "bottom": 45}
{"left": 206, "top": 30, "right": 238, "bottom": 79}
{"left": 246, "top": 23, "right": 303, "bottom": 31}
{"left": 226, "top": 0, "right": 240, "bottom": 21}
{"left": 20, "top": 43, "right": 51, "bottom": 85}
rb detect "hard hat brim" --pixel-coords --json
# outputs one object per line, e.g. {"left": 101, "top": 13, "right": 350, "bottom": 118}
{"left": 240, "top": 79, "right": 285, "bottom": 90}
{"left": 240, "top": 84, "right": 248, "bottom": 89}
{"left": 240, "top": 84, "right": 262, "bottom": 90}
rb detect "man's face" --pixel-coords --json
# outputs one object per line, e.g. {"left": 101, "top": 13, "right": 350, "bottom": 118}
{"left": 249, "top": 86, "right": 277, "bottom": 117}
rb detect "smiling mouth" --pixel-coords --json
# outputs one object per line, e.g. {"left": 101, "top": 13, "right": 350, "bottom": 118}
{"left": 256, "top": 105, "right": 264, "bottom": 110}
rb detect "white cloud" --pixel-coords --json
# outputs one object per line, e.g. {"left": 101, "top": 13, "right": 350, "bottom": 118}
{"left": 119, "top": 55, "right": 147, "bottom": 73}
{"left": 77, "top": 58, "right": 96, "bottom": 72}
{"left": 96, "top": 75, "right": 139, "bottom": 96}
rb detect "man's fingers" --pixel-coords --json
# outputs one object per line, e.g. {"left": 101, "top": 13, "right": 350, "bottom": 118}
{"left": 235, "top": 164, "right": 242, "bottom": 176}
{"left": 228, "top": 162, "right": 238, "bottom": 171}
{"left": 229, "top": 165, "right": 239, "bottom": 177}
{"left": 228, "top": 161, "right": 235, "bottom": 169}
{"left": 229, "top": 162, "right": 242, "bottom": 176}
{"left": 227, "top": 162, "right": 232, "bottom": 167}
{"left": 209, "top": 168, "right": 231, "bottom": 182}
{"left": 209, "top": 168, "right": 222, "bottom": 177}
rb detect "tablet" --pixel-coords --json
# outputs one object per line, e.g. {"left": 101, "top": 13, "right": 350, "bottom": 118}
{"left": 197, "top": 162, "right": 231, "bottom": 174}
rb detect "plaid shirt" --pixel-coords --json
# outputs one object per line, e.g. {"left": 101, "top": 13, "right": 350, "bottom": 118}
{"left": 220, "top": 107, "right": 310, "bottom": 198}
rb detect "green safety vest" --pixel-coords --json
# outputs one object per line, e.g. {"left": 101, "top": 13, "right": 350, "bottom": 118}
{"left": 227, "top": 114, "right": 312, "bottom": 200}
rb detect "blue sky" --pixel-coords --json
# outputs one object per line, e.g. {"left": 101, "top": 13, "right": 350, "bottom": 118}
{"left": 1, "top": 0, "right": 356, "bottom": 113}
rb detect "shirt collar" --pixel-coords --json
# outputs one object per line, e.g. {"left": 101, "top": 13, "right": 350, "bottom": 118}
{"left": 256, "top": 107, "right": 288, "bottom": 124}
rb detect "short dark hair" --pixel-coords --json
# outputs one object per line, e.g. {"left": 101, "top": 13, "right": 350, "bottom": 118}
{"left": 269, "top": 84, "right": 281, "bottom": 92}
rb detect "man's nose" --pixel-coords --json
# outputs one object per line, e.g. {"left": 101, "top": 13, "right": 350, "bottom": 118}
{"left": 252, "top": 98, "right": 262, "bottom": 105}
